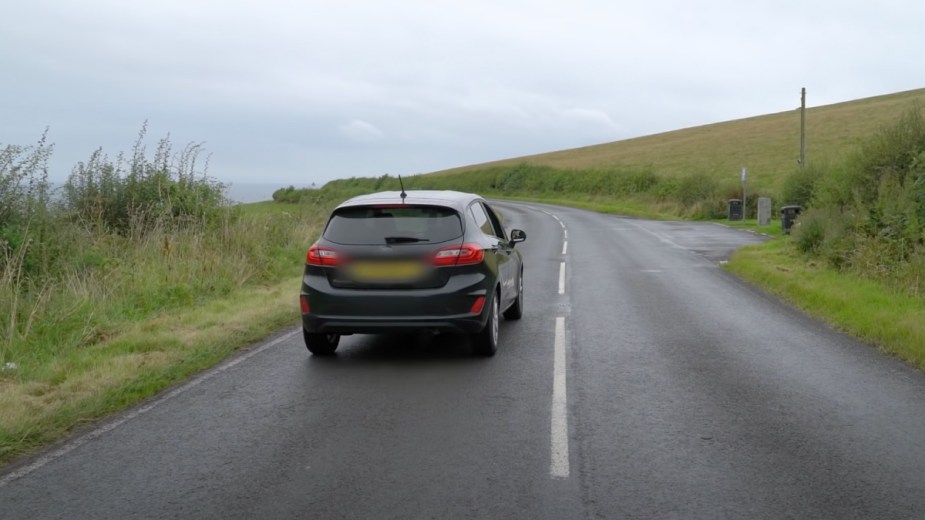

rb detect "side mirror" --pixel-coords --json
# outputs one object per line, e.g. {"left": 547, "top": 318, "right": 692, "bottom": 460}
{"left": 509, "top": 229, "right": 526, "bottom": 246}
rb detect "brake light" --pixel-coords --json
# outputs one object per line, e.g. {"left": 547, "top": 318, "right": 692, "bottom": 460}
{"left": 433, "top": 243, "right": 485, "bottom": 266}
{"left": 306, "top": 244, "right": 341, "bottom": 266}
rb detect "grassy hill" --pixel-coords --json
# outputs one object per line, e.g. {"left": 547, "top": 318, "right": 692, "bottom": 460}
{"left": 431, "top": 88, "right": 925, "bottom": 197}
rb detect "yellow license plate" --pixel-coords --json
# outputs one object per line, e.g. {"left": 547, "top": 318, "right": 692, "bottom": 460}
{"left": 350, "top": 261, "right": 426, "bottom": 281}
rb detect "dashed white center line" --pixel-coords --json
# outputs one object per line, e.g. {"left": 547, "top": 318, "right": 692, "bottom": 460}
{"left": 558, "top": 262, "right": 566, "bottom": 295}
{"left": 551, "top": 316, "right": 570, "bottom": 479}
{"left": 538, "top": 207, "right": 570, "bottom": 479}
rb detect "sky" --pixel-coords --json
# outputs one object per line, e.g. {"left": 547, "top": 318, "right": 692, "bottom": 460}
{"left": 3, "top": 0, "right": 924, "bottom": 191}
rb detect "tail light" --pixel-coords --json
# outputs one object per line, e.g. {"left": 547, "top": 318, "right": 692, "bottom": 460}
{"left": 432, "top": 243, "right": 485, "bottom": 266}
{"left": 306, "top": 244, "right": 341, "bottom": 266}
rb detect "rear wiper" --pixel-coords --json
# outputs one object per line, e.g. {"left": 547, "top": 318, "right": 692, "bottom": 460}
{"left": 384, "top": 236, "right": 430, "bottom": 244}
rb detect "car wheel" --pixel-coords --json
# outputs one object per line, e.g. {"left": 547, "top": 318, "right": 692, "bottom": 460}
{"left": 472, "top": 291, "right": 499, "bottom": 356}
{"left": 503, "top": 268, "right": 524, "bottom": 320}
{"left": 303, "top": 328, "right": 340, "bottom": 355}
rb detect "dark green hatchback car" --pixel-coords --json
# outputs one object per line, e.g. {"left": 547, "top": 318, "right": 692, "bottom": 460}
{"left": 300, "top": 190, "right": 526, "bottom": 356}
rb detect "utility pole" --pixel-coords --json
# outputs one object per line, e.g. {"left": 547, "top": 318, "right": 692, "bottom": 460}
{"left": 800, "top": 87, "right": 806, "bottom": 168}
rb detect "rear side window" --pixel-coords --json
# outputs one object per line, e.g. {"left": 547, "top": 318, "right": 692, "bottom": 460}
{"left": 468, "top": 203, "right": 494, "bottom": 237}
{"left": 469, "top": 202, "right": 505, "bottom": 239}
{"left": 323, "top": 205, "right": 463, "bottom": 245}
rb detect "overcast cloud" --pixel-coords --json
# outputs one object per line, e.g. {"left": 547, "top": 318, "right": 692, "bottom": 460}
{"left": 2, "top": 0, "right": 924, "bottom": 189}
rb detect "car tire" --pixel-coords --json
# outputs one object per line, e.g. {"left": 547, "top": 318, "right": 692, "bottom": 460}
{"left": 304, "top": 329, "right": 340, "bottom": 355}
{"left": 472, "top": 291, "right": 499, "bottom": 357}
{"left": 503, "top": 268, "right": 524, "bottom": 320}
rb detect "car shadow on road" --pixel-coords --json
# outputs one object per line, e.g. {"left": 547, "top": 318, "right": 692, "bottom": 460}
{"left": 305, "top": 332, "right": 487, "bottom": 364}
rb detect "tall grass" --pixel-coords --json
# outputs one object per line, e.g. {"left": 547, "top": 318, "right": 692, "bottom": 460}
{"left": 0, "top": 127, "right": 327, "bottom": 376}
{"left": 1, "top": 131, "right": 55, "bottom": 367}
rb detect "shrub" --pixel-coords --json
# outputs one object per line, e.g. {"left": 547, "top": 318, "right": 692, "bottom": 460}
{"left": 781, "top": 163, "right": 824, "bottom": 208}
{"left": 853, "top": 105, "right": 925, "bottom": 205}
{"left": 497, "top": 163, "right": 530, "bottom": 192}
{"left": 0, "top": 132, "right": 52, "bottom": 225}
{"left": 61, "top": 123, "right": 227, "bottom": 235}
{"left": 272, "top": 185, "right": 298, "bottom": 203}
{"left": 621, "top": 169, "right": 659, "bottom": 195}
{"left": 0, "top": 131, "right": 57, "bottom": 277}
{"left": 676, "top": 173, "right": 718, "bottom": 208}
{"left": 791, "top": 207, "right": 853, "bottom": 266}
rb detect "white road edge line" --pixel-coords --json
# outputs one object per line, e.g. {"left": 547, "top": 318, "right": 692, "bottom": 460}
{"left": 562, "top": 241, "right": 568, "bottom": 256}
{"left": 558, "top": 262, "right": 566, "bottom": 295}
{"left": 0, "top": 328, "right": 300, "bottom": 488}
{"left": 551, "top": 316, "right": 570, "bottom": 479}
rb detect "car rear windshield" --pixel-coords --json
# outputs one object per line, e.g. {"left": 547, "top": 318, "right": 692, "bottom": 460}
{"left": 323, "top": 205, "right": 464, "bottom": 245}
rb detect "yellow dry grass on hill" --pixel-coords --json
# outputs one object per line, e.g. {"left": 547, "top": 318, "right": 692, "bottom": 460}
{"left": 433, "top": 88, "right": 925, "bottom": 193}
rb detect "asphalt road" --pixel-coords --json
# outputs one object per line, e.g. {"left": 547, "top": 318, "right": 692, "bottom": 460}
{"left": 3, "top": 201, "right": 925, "bottom": 519}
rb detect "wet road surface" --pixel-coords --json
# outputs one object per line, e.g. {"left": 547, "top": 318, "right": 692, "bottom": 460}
{"left": 3, "top": 202, "right": 925, "bottom": 519}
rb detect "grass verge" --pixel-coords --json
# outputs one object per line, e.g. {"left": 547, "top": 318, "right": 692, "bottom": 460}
{"left": 0, "top": 276, "right": 301, "bottom": 466}
{"left": 726, "top": 239, "right": 925, "bottom": 370}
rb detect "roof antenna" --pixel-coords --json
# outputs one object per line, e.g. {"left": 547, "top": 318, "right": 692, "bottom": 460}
{"left": 398, "top": 175, "right": 407, "bottom": 203}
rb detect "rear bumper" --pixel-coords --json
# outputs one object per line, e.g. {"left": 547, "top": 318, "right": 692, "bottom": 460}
{"left": 302, "top": 316, "right": 486, "bottom": 334}
{"left": 300, "top": 271, "right": 492, "bottom": 335}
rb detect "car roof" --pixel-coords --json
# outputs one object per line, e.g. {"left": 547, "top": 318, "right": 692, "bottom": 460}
{"left": 335, "top": 190, "right": 483, "bottom": 212}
